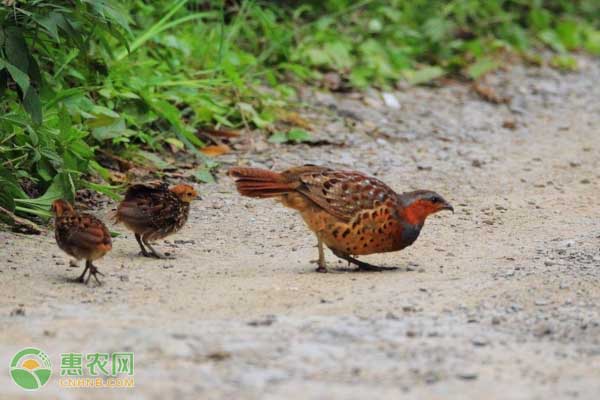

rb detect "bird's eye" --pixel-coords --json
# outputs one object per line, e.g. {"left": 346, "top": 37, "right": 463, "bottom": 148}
{"left": 430, "top": 196, "right": 441, "bottom": 203}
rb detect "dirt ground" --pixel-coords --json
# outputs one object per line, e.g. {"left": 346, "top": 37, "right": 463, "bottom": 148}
{"left": 1, "top": 57, "right": 599, "bottom": 400}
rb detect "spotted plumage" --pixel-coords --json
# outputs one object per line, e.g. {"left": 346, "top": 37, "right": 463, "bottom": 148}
{"left": 52, "top": 199, "right": 112, "bottom": 284}
{"left": 229, "top": 165, "right": 453, "bottom": 272}
{"left": 115, "top": 182, "right": 197, "bottom": 259}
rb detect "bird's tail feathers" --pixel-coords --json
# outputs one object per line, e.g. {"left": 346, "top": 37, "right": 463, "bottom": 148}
{"left": 228, "top": 167, "right": 294, "bottom": 198}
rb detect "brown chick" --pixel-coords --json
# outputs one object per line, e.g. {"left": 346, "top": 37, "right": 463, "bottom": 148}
{"left": 52, "top": 199, "right": 112, "bottom": 284}
{"left": 229, "top": 165, "right": 453, "bottom": 272}
{"left": 115, "top": 182, "right": 198, "bottom": 259}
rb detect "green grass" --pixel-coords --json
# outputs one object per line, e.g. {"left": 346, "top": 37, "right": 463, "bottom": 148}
{"left": 1, "top": 0, "right": 599, "bottom": 225}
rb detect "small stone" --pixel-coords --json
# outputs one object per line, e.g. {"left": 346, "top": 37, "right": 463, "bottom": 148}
{"left": 174, "top": 239, "right": 196, "bottom": 245}
{"left": 10, "top": 307, "right": 25, "bottom": 317}
{"left": 535, "top": 298, "right": 550, "bottom": 306}
{"left": 471, "top": 336, "right": 489, "bottom": 346}
{"left": 211, "top": 202, "right": 224, "bottom": 209}
{"left": 533, "top": 323, "right": 553, "bottom": 337}
{"left": 457, "top": 371, "right": 479, "bottom": 380}
{"left": 248, "top": 315, "right": 276, "bottom": 327}
{"left": 502, "top": 119, "right": 516, "bottom": 130}
{"left": 382, "top": 92, "right": 401, "bottom": 109}
{"left": 206, "top": 351, "right": 231, "bottom": 361}
{"left": 424, "top": 371, "right": 440, "bottom": 384}
{"left": 385, "top": 311, "right": 399, "bottom": 320}
{"left": 491, "top": 316, "right": 501, "bottom": 325}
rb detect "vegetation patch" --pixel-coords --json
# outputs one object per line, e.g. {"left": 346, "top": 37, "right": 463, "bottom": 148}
{"left": 1, "top": 0, "right": 599, "bottom": 225}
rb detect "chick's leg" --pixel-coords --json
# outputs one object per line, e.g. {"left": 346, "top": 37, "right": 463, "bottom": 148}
{"left": 84, "top": 260, "right": 104, "bottom": 285}
{"left": 142, "top": 237, "right": 174, "bottom": 260}
{"left": 76, "top": 262, "right": 90, "bottom": 283}
{"left": 135, "top": 233, "right": 151, "bottom": 257}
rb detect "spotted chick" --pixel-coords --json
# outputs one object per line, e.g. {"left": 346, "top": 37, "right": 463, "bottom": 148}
{"left": 115, "top": 182, "right": 197, "bottom": 259}
{"left": 52, "top": 199, "right": 112, "bottom": 284}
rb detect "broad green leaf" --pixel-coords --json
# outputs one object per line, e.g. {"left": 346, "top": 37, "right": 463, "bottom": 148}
{"left": 1, "top": 60, "right": 30, "bottom": 94}
{"left": 556, "top": 20, "right": 581, "bottom": 50}
{"left": 82, "top": 181, "right": 123, "bottom": 201}
{"left": 287, "top": 128, "right": 311, "bottom": 143}
{"left": 550, "top": 55, "right": 578, "bottom": 71}
{"left": 34, "top": 12, "right": 62, "bottom": 41}
{"left": 0, "top": 190, "right": 16, "bottom": 212}
{"left": 22, "top": 87, "right": 43, "bottom": 125}
{"left": 165, "top": 137, "right": 185, "bottom": 150}
{"left": 584, "top": 30, "right": 600, "bottom": 54}
{"left": 4, "top": 27, "right": 29, "bottom": 72}
{"left": 529, "top": 8, "right": 551, "bottom": 31}
{"left": 91, "top": 118, "right": 126, "bottom": 140}
{"left": 368, "top": 19, "right": 383, "bottom": 33}
{"left": 268, "top": 132, "right": 287, "bottom": 144}
{"left": 27, "top": 55, "right": 42, "bottom": 87}
{"left": 539, "top": 30, "right": 566, "bottom": 53}
{"left": 404, "top": 66, "right": 445, "bottom": 85}
{"left": 137, "top": 150, "right": 170, "bottom": 169}
{"left": 195, "top": 168, "right": 215, "bottom": 183}
{"left": 324, "top": 41, "right": 353, "bottom": 69}
{"left": 467, "top": 58, "right": 499, "bottom": 80}
{"left": 16, "top": 173, "right": 72, "bottom": 210}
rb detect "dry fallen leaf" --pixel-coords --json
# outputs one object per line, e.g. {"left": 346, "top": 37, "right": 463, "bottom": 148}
{"left": 109, "top": 171, "right": 128, "bottom": 184}
{"left": 502, "top": 119, "right": 517, "bottom": 130}
{"left": 200, "top": 144, "right": 231, "bottom": 157}
{"left": 280, "top": 111, "right": 312, "bottom": 129}
{"left": 472, "top": 82, "right": 510, "bottom": 104}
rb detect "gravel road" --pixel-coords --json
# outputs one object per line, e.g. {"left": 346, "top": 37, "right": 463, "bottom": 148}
{"left": 1, "top": 56, "right": 599, "bottom": 399}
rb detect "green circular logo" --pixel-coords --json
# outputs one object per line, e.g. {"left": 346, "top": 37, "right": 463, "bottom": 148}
{"left": 9, "top": 347, "right": 52, "bottom": 391}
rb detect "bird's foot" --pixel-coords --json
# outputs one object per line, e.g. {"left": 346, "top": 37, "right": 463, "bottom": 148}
{"left": 151, "top": 251, "right": 175, "bottom": 260}
{"left": 311, "top": 258, "right": 328, "bottom": 273}
{"left": 76, "top": 266, "right": 89, "bottom": 283}
{"left": 144, "top": 242, "right": 175, "bottom": 260}
{"left": 139, "top": 249, "right": 152, "bottom": 258}
{"left": 335, "top": 253, "right": 398, "bottom": 272}
{"left": 85, "top": 266, "right": 104, "bottom": 285}
{"left": 356, "top": 263, "right": 398, "bottom": 272}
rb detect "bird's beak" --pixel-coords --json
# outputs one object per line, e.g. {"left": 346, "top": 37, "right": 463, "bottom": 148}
{"left": 441, "top": 203, "right": 454, "bottom": 214}
{"left": 196, "top": 194, "right": 203, "bottom": 200}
